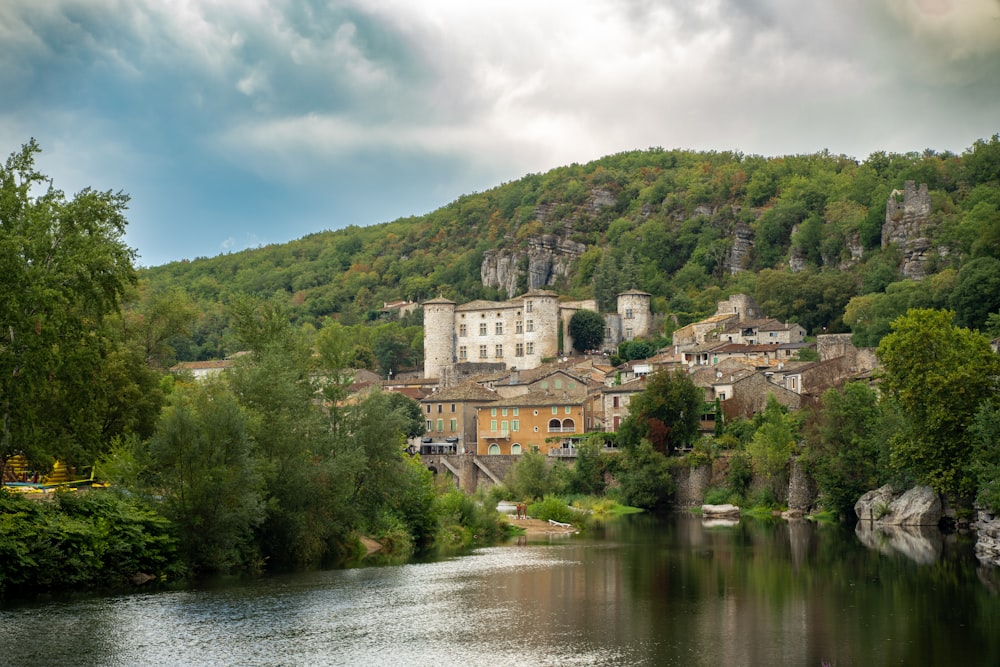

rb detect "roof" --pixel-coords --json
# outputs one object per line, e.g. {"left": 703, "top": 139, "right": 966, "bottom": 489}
{"left": 422, "top": 382, "right": 499, "bottom": 403}
{"left": 481, "top": 388, "right": 587, "bottom": 408}
{"left": 422, "top": 296, "right": 456, "bottom": 305}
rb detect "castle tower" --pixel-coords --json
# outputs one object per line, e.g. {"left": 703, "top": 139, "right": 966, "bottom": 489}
{"left": 423, "top": 297, "right": 456, "bottom": 379}
{"left": 522, "top": 289, "right": 560, "bottom": 365}
{"left": 617, "top": 290, "right": 652, "bottom": 340}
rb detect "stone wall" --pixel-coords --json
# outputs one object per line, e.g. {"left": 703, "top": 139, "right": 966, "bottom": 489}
{"left": 975, "top": 507, "right": 1000, "bottom": 567}
{"left": 883, "top": 181, "right": 936, "bottom": 280}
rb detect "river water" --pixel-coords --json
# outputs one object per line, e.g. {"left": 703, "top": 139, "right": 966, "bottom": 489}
{"left": 3, "top": 513, "right": 1000, "bottom": 666}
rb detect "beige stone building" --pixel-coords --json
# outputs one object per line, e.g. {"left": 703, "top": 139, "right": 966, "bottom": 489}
{"left": 423, "top": 289, "right": 651, "bottom": 380}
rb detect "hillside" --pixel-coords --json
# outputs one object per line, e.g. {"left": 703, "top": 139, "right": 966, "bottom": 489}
{"left": 140, "top": 135, "right": 1000, "bottom": 363}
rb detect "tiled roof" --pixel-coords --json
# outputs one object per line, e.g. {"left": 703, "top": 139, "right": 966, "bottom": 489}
{"left": 423, "top": 382, "right": 499, "bottom": 402}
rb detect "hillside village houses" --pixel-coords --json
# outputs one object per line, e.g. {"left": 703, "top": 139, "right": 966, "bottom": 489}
{"left": 417, "top": 292, "right": 878, "bottom": 456}
{"left": 171, "top": 292, "right": 877, "bottom": 457}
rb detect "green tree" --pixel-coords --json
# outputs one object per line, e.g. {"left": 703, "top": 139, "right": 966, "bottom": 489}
{"left": 877, "top": 309, "right": 1000, "bottom": 497}
{"left": 0, "top": 139, "right": 136, "bottom": 475}
{"left": 804, "top": 383, "right": 886, "bottom": 518}
{"left": 618, "top": 370, "right": 703, "bottom": 455}
{"left": 143, "top": 380, "right": 265, "bottom": 574}
{"left": 566, "top": 440, "right": 607, "bottom": 496}
{"left": 746, "top": 396, "right": 799, "bottom": 502}
{"left": 952, "top": 257, "right": 1000, "bottom": 331}
{"left": 386, "top": 391, "right": 426, "bottom": 440}
{"left": 568, "top": 309, "right": 605, "bottom": 353}
{"left": 610, "top": 440, "right": 675, "bottom": 511}
{"left": 506, "top": 450, "right": 556, "bottom": 500}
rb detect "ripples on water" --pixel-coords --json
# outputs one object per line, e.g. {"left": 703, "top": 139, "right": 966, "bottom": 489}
{"left": 4, "top": 516, "right": 1000, "bottom": 667}
{"left": 2, "top": 545, "right": 633, "bottom": 667}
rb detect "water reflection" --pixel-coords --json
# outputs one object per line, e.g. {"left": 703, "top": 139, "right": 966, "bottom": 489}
{"left": 2, "top": 514, "right": 999, "bottom": 667}
{"left": 855, "top": 521, "right": 944, "bottom": 564}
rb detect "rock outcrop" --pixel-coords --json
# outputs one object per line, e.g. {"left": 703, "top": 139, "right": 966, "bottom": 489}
{"left": 855, "top": 485, "right": 942, "bottom": 526}
{"left": 974, "top": 507, "right": 1000, "bottom": 567}
{"left": 725, "top": 223, "right": 754, "bottom": 275}
{"left": 882, "top": 181, "right": 936, "bottom": 280}
{"left": 481, "top": 233, "right": 587, "bottom": 297}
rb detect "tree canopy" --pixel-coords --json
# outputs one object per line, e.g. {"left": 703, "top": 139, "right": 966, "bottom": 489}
{"left": 1, "top": 139, "right": 137, "bottom": 473}
{"left": 618, "top": 370, "right": 704, "bottom": 455}
{"left": 568, "top": 309, "right": 604, "bottom": 353}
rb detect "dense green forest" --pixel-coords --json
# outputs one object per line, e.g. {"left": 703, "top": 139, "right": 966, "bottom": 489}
{"left": 140, "top": 135, "right": 1000, "bottom": 368}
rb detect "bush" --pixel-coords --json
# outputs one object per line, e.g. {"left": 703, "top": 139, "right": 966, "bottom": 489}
{"left": 528, "top": 496, "right": 578, "bottom": 524}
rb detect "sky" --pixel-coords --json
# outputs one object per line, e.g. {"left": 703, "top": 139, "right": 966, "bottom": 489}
{"left": 2, "top": 0, "right": 999, "bottom": 267}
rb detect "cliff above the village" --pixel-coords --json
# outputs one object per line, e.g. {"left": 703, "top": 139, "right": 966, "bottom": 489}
{"left": 139, "top": 136, "right": 1000, "bottom": 362}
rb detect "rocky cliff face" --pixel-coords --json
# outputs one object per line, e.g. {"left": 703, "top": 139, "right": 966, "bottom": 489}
{"left": 724, "top": 222, "right": 754, "bottom": 275}
{"left": 481, "top": 234, "right": 587, "bottom": 297}
{"left": 883, "top": 181, "right": 936, "bottom": 279}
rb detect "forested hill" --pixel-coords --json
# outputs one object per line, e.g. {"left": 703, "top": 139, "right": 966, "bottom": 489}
{"left": 140, "top": 135, "right": 1000, "bottom": 362}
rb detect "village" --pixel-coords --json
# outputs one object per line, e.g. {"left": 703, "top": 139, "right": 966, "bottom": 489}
{"left": 174, "top": 290, "right": 878, "bottom": 463}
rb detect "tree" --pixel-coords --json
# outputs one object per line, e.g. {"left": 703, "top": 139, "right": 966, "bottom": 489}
{"left": 618, "top": 370, "right": 703, "bottom": 455}
{"left": 952, "top": 257, "right": 1000, "bottom": 331}
{"left": 746, "top": 395, "right": 799, "bottom": 503}
{"left": 877, "top": 309, "right": 1000, "bottom": 497}
{"left": 568, "top": 309, "right": 604, "bottom": 353}
{"left": 610, "top": 440, "right": 675, "bottom": 511}
{"left": 0, "top": 139, "right": 136, "bottom": 475}
{"left": 804, "top": 383, "right": 887, "bottom": 518}
{"left": 386, "top": 391, "right": 426, "bottom": 440}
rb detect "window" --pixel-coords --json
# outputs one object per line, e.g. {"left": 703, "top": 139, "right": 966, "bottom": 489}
{"left": 516, "top": 320, "right": 523, "bottom": 333}
{"left": 479, "top": 323, "right": 487, "bottom": 336}
{"left": 552, "top": 406, "right": 558, "bottom": 414}
{"left": 437, "top": 404, "right": 442, "bottom": 413}
{"left": 425, "top": 405, "right": 431, "bottom": 414}
{"left": 459, "top": 324, "right": 467, "bottom": 337}
{"left": 491, "top": 408, "right": 497, "bottom": 416}
{"left": 450, "top": 403, "right": 456, "bottom": 412}
{"left": 436, "top": 419, "right": 443, "bottom": 431}
{"left": 719, "top": 392, "right": 727, "bottom": 400}
{"left": 495, "top": 344, "right": 503, "bottom": 358}
{"left": 459, "top": 346, "right": 467, "bottom": 360}
{"left": 450, "top": 418, "right": 457, "bottom": 431}
{"left": 526, "top": 319, "right": 534, "bottom": 332}
{"left": 502, "top": 408, "right": 508, "bottom": 417}
{"left": 426, "top": 420, "right": 432, "bottom": 431}
{"left": 565, "top": 406, "right": 572, "bottom": 414}
{"left": 515, "top": 343, "right": 523, "bottom": 357}
{"left": 511, "top": 420, "right": 519, "bottom": 432}
{"left": 526, "top": 342, "right": 534, "bottom": 354}
{"left": 479, "top": 345, "right": 487, "bottom": 358}
{"left": 612, "top": 396, "right": 620, "bottom": 408}
{"left": 554, "top": 379, "right": 562, "bottom": 389}
{"left": 489, "top": 444, "right": 500, "bottom": 455}
{"left": 501, "top": 420, "right": 508, "bottom": 434}
{"left": 625, "top": 327, "right": 633, "bottom": 339}
{"left": 490, "top": 420, "right": 497, "bottom": 431}
{"left": 526, "top": 300, "right": 533, "bottom": 313}
{"left": 495, "top": 322, "right": 503, "bottom": 335}
{"left": 541, "top": 381, "right": 548, "bottom": 389}
{"left": 511, "top": 444, "right": 522, "bottom": 455}
{"left": 625, "top": 308, "right": 633, "bottom": 320}
{"left": 512, "top": 408, "right": 519, "bottom": 416}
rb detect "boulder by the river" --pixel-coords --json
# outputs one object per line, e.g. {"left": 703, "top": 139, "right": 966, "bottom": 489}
{"left": 855, "top": 485, "right": 941, "bottom": 526}
{"left": 975, "top": 507, "right": 1000, "bottom": 567}
{"left": 702, "top": 503, "right": 740, "bottom": 518}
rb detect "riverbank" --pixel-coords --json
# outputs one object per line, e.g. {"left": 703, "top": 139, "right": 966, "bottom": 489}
{"left": 505, "top": 516, "right": 579, "bottom": 537}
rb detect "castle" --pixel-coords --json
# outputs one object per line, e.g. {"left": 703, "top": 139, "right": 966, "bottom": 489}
{"left": 423, "top": 289, "right": 651, "bottom": 379}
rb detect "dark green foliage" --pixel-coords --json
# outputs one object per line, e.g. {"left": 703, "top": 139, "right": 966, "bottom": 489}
{"left": 746, "top": 396, "right": 800, "bottom": 500}
{"left": 565, "top": 440, "right": 607, "bottom": 496}
{"left": 0, "top": 489, "right": 178, "bottom": 597}
{"left": 877, "top": 309, "right": 1000, "bottom": 497}
{"left": 608, "top": 440, "right": 675, "bottom": 511}
{"left": 386, "top": 391, "right": 427, "bottom": 440}
{"left": 568, "top": 309, "right": 605, "bottom": 353}
{"left": 804, "top": 383, "right": 887, "bottom": 518}
{"left": 617, "top": 339, "right": 656, "bottom": 362}
{"left": 952, "top": 257, "right": 1000, "bottom": 330}
{"left": 618, "top": 370, "right": 703, "bottom": 455}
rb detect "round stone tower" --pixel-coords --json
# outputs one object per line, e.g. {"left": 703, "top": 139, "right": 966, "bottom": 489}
{"left": 617, "top": 290, "right": 652, "bottom": 340}
{"left": 423, "top": 297, "right": 456, "bottom": 379}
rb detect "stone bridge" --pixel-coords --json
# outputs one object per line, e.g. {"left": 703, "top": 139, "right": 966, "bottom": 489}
{"left": 420, "top": 454, "right": 520, "bottom": 494}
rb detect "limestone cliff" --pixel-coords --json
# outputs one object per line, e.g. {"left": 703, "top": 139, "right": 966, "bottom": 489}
{"left": 481, "top": 234, "right": 587, "bottom": 297}
{"left": 882, "top": 181, "right": 935, "bottom": 279}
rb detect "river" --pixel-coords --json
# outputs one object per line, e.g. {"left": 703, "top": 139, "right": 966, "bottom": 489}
{"left": 3, "top": 513, "right": 999, "bottom": 666}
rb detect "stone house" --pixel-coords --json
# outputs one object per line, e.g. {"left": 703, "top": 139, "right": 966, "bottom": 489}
{"left": 721, "top": 372, "right": 802, "bottom": 420}
{"left": 475, "top": 390, "right": 589, "bottom": 456}
{"left": 600, "top": 377, "right": 647, "bottom": 432}
{"left": 420, "top": 382, "right": 498, "bottom": 454}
